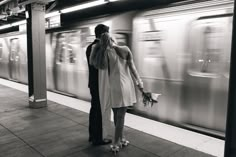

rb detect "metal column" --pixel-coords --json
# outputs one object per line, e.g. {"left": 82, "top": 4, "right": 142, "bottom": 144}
{"left": 224, "top": 1, "right": 236, "bottom": 157}
{"left": 26, "top": 2, "right": 47, "bottom": 108}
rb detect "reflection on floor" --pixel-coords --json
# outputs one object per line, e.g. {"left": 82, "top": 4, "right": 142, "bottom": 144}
{"left": 0, "top": 78, "right": 223, "bottom": 157}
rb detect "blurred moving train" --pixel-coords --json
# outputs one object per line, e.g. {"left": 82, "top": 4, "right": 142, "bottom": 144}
{"left": 0, "top": 0, "right": 233, "bottom": 137}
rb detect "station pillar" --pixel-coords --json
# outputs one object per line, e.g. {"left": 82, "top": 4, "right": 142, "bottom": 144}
{"left": 224, "top": 1, "right": 236, "bottom": 157}
{"left": 26, "top": 2, "right": 47, "bottom": 108}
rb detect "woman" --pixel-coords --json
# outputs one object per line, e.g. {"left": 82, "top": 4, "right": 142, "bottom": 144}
{"left": 90, "top": 32, "right": 143, "bottom": 153}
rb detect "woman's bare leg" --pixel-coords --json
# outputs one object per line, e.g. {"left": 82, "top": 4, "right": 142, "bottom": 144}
{"left": 112, "top": 107, "right": 127, "bottom": 145}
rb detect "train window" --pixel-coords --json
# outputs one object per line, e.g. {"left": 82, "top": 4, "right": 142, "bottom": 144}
{"left": 55, "top": 33, "right": 66, "bottom": 63}
{"left": 81, "top": 27, "right": 93, "bottom": 46}
{"left": 114, "top": 33, "right": 129, "bottom": 47}
{"left": 223, "top": 16, "right": 233, "bottom": 78}
{"left": 139, "top": 29, "right": 170, "bottom": 80}
{"left": 198, "top": 26, "right": 221, "bottom": 73}
{"left": 139, "top": 31, "right": 163, "bottom": 58}
{"left": 136, "top": 18, "right": 174, "bottom": 80}
{"left": 10, "top": 38, "right": 19, "bottom": 62}
{"left": 188, "top": 16, "right": 230, "bottom": 75}
{"left": 0, "top": 42, "right": 2, "bottom": 59}
{"left": 67, "top": 32, "right": 79, "bottom": 64}
{"left": 67, "top": 47, "right": 76, "bottom": 63}
{"left": 79, "top": 27, "right": 95, "bottom": 70}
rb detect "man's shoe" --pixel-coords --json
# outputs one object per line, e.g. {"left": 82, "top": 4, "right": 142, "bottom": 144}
{"left": 92, "top": 139, "right": 112, "bottom": 146}
{"left": 103, "top": 139, "right": 112, "bottom": 144}
{"left": 88, "top": 137, "right": 93, "bottom": 142}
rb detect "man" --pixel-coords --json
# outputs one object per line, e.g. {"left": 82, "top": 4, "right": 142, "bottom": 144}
{"left": 86, "top": 24, "right": 112, "bottom": 146}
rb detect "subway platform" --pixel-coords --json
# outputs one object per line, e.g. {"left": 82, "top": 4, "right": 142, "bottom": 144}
{"left": 0, "top": 79, "right": 222, "bottom": 157}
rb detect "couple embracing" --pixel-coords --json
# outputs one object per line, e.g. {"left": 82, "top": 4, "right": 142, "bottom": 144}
{"left": 86, "top": 24, "right": 143, "bottom": 154}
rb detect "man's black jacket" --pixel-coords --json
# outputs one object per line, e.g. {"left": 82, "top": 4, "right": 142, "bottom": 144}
{"left": 86, "top": 39, "right": 99, "bottom": 90}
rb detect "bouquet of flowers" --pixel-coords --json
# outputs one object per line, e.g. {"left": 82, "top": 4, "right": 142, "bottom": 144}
{"left": 139, "top": 88, "right": 159, "bottom": 107}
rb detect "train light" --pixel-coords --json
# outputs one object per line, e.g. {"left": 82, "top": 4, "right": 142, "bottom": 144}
{"left": 0, "top": 24, "right": 11, "bottom": 30}
{"left": 60, "top": 0, "right": 108, "bottom": 14}
{"left": 108, "top": 0, "right": 121, "bottom": 2}
{"left": 11, "top": 20, "right": 27, "bottom": 26}
{"left": 45, "top": 11, "right": 60, "bottom": 18}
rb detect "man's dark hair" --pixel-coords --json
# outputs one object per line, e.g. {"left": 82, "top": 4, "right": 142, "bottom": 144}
{"left": 95, "top": 24, "right": 109, "bottom": 38}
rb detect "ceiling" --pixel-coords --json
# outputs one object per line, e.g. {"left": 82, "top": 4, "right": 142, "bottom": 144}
{"left": 0, "top": 0, "right": 192, "bottom": 27}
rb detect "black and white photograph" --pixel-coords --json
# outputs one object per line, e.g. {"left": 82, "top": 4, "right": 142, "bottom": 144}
{"left": 0, "top": 0, "right": 235, "bottom": 157}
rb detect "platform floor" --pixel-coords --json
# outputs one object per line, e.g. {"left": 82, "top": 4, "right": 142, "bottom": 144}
{"left": 0, "top": 84, "right": 217, "bottom": 157}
